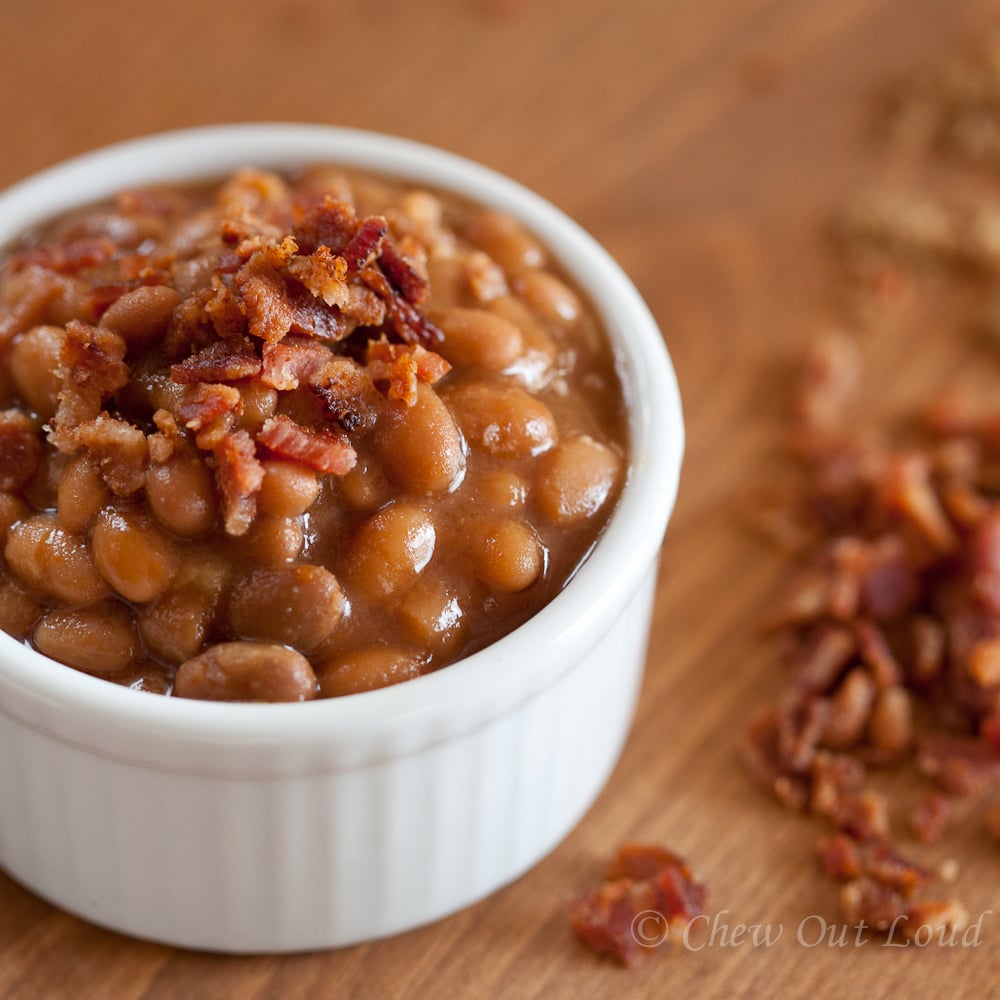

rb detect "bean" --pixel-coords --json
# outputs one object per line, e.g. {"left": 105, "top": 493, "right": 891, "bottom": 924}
{"left": 53, "top": 208, "right": 146, "bottom": 246}
{"left": 426, "top": 255, "right": 467, "bottom": 309}
{"left": 57, "top": 453, "right": 110, "bottom": 532}
{"left": 174, "top": 642, "right": 317, "bottom": 702}
{"left": 480, "top": 469, "right": 528, "bottom": 509}
{"left": 512, "top": 271, "right": 582, "bottom": 327}
{"left": 337, "top": 448, "right": 392, "bottom": 511}
{"left": 228, "top": 564, "right": 345, "bottom": 650}
{"left": 22, "top": 448, "right": 66, "bottom": 512}
{"left": 471, "top": 518, "right": 544, "bottom": 593}
{"left": 238, "top": 380, "right": 279, "bottom": 434}
{"left": 92, "top": 507, "right": 179, "bottom": 602}
{"left": 396, "top": 190, "right": 443, "bottom": 231}
{"left": 398, "top": 577, "right": 464, "bottom": 652}
{"left": 146, "top": 453, "right": 217, "bottom": 537}
{"left": 0, "top": 575, "right": 42, "bottom": 639}
{"left": 170, "top": 256, "right": 215, "bottom": 297}
{"left": 390, "top": 190, "right": 446, "bottom": 246}
{"left": 443, "top": 382, "right": 556, "bottom": 458}
{"left": 316, "top": 644, "right": 424, "bottom": 697}
{"left": 344, "top": 503, "right": 436, "bottom": 600}
{"left": 45, "top": 274, "right": 89, "bottom": 326}
{"left": 162, "top": 208, "right": 220, "bottom": 257}
{"left": 0, "top": 492, "right": 29, "bottom": 544}
{"left": 373, "top": 383, "right": 465, "bottom": 494}
{"left": 33, "top": 601, "right": 136, "bottom": 674}
{"left": 435, "top": 307, "right": 524, "bottom": 371}
{"left": 257, "top": 461, "right": 319, "bottom": 517}
{"left": 99, "top": 285, "right": 181, "bottom": 353}
{"left": 242, "top": 513, "right": 304, "bottom": 566}
{"left": 535, "top": 435, "right": 623, "bottom": 525}
{"left": 464, "top": 210, "right": 546, "bottom": 274}
{"left": 175, "top": 550, "right": 231, "bottom": 599}
{"left": 139, "top": 587, "right": 216, "bottom": 663}
{"left": 6, "top": 514, "right": 110, "bottom": 605}
{"left": 463, "top": 250, "right": 509, "bottom": 304}
{"left": 486, "top": 295, "right": 558, "bottom": 390}
{"left": 10, "top": 325, "right": 64, "bottom": 419}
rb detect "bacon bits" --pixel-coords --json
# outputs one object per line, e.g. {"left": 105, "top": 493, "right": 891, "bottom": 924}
{"left": 743, "top": 28, "right": 1000, "bottom": 943}
{"left": 569, "top": 842, "right": 706, "bottom": 966}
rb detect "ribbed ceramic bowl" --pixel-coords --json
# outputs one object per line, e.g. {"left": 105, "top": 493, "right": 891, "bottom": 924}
{"left": 0, "top": 124, "right": 683, "bottom": 952}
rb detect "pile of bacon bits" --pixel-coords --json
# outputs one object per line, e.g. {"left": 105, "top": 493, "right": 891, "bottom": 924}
{"left": 743, "top": 31, "right": 1000, "bottom": 944}
{"left": 568, "top": 841, "right": 706, "bottom": 966}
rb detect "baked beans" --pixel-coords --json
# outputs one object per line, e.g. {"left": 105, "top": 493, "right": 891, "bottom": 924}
{"left": 0, "top": 166, "right": 628, "bottom": 700}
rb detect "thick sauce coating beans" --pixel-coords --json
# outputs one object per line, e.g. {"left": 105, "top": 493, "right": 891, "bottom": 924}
{"left": 0, "top": 165, "right": 628, "bottom": 701}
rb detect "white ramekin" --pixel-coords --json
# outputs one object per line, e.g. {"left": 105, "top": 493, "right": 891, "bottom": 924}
{"left": 0, "top": 125, "right": 683, "bottom": 952}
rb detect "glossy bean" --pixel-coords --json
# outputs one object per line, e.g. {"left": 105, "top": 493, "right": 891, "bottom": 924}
{"left": 228, "top": 564, "right": 345, "bottom": 650}
{"left": 316, "top": 644, "right": 424, "bottom": 697}
{"left": 33, "top": 601, "right": 136, "bottom": 674}
{"left": 174, "top": 642, "right": 317, "bottom": 702}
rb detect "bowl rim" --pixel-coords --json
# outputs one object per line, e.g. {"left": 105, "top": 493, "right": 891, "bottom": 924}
{"left": 0, "top": 123, "right": 684, "bottom": 750}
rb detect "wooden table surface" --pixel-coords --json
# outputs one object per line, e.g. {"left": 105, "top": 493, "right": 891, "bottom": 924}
{"left": 2, "top": 0, "right": 999, "bottom": 997}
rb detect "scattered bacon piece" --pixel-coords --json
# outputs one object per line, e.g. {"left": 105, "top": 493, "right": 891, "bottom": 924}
{"left": 292, "top": 196, "right": 357, "bottom": 255}
{"left": 309, "top": 357, "right": 381, "bottom": 433}
{"left": 569, "top": 842, "right": 706, "bottom": 967}
{"left": 379, "top": 238, "right": 431, "bottom": 305}
{"left": 9, "top": 237, "right": 116, "bottom": 275}
{"left": 366, "top": 340, "right": 452, "bottom": 406}
{"left": 213, "top": 429, "right": 264, "bottom": 537}
{"left": 794, "top": 330, "right": 860, "bottom": 429}
{"left": 257, "top": 414, "right": 356, "bottom": 476}
{"left": 171, "top": 336, "right": 262, "bottom": 384}
{"left": 359, "top": 266, "right": 444, "bottom": 347}
{"left": 839, "top": 876, "right": 909, "bottom": 933}
{"left": 260, "top": 336, "right": 333, "bottom": 391}
{"left": 202, "top": 279, "right": 247, "bottom": 339}
{"left": 73, "top": 415, "right": 148, "bottom": 496}
{"left": 147, "top": 409, "right": 185, "bottom": 464}
{"left": 911, "top": 793, "right": 952, "bottom": 844}
{"left": 817, "top": 833, "right": 864, "bottom": 881}
{"left": 49, "top": 320, "right": 129, "bottom": 450}
{"left": 176, "top": 383, "right": 242, "bottom": 450}
{"left": 342, "top": 215, "right": 388, "bottom": 271}
{"left": 235, "top": 245, "right": 296, "bottom": 345}
{"left": 916, "top": 734, "right": 1000, "bottom": 796}
{"left": 286, "top": 244, "right": 350, "bottom": 307}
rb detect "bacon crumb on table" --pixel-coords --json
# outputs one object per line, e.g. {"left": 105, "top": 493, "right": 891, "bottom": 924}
{"left": 743, "top": 28, "right": 1000, "bottom": 941}
{"left": 568, "top": 842, "right": 706, "bottom": 967}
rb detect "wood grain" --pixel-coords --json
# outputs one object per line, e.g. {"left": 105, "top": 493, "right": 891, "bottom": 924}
{"left": 1, "top": 0, "right": 999, "bottom": 996}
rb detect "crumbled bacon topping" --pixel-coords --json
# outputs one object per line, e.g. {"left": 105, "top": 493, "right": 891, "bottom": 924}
{"left": 9, "top": 237, "right": 117, "bottom": 275}
{"left": 170, "top": 336, "right": 262, "bottom": 384}
{"left": 73, "top": 415, "right": 148, "bottom": 496}
{"left": 49, "top": 320, "right": 129, "bottom": 451}
{"left": 257, "top": 414, "right": 356, "bottom": 476}
{"left": 213, "top": 428, "right": 264, "bottom": 537}
{"left": 0, "top": 169, "right": 456, "bottom": 543}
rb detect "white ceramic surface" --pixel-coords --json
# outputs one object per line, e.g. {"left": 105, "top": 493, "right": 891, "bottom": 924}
{"left": 0, "top": 125, "right": 684, "bottom": 952}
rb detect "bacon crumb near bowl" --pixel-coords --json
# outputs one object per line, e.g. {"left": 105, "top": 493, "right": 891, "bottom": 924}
{"left": 568, "top": 842, "right": 706, "bottom": 967}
